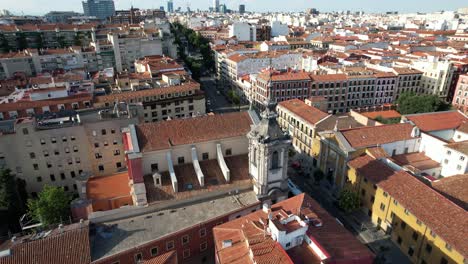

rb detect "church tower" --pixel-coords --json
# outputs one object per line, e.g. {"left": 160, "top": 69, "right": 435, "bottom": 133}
{"left": 248, "top": 100, "right": 291, "bottom": 203}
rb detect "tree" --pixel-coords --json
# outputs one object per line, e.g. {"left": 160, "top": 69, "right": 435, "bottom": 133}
{"left": 0, "top": 34, "right": 10, "bottom": 53}
{"left": 16, "top": 32, "right": 28, "bottom": 50}
{"left": 338, "top": 189, "right": 360, "bottom": 213}
{"left": 28, "top": 185, "right": 71, "bottom": 226}
{"left": 396, "top": 92, "right": 451, "bottom": 115}
{"left": 374, "top": 115, "right": 401, "bottom": 124}
{"left": 0, "top": 169, "right": 25, "bottom": 232}
{"left": 35, "top": 33, "right": 44, "bottom": 50}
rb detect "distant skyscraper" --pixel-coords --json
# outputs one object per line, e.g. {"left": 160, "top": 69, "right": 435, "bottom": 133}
{"left": 220, "top": 4, "right": 227, "bottom": 14}
{"left": 167, "top": 0, "right": 174, "bottom": 13}
{"left": 213, "top": 0, "right": 220, "bottom": 12}
{"left": 239, "top": 4, "right": 245, "bottom": 14}
{"left": 82, "top": 0, "right": 115, "bottom": 20}
{"left": 160, "top": 6, "right": 164, "bottom": 11}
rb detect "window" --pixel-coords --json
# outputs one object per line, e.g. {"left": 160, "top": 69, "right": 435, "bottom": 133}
{"left": 94, "top": 142, "right": 99, "bottom": 148}
{"left": 430, "top": 230, "right": 437, "bottom": 238}
{"left": 22, "top": 128, "right": 28, "bottom": 135}
{"left": 60, "top": 173, "right": 66, "bottom": 180}
{"left": 200, "top": 241, "right": 207, "bottom": 251}
{"left": 183, "top": 249, "right": 190, "bottom": 259}
{"left": 457, "top": 165, "right": 462, "bottom": 170}
{"left": 393, "top": 200, "right": 398, "bottom": 206}
{"left": 150, "top": 247, "right": 158, "bottom": 256}
{"left": 416, "top": 219, "right": 422, "bottom": 226}
{"left": 440, "top": 257, "right": 448, "bottom": 264}
{"left": 397, "top": 236, "right": 402, "bottom": 245}
{"left": 113, "top": 140, "right": 118, "bottom": 145}
{"left": 390, "top": 212, "right": 395, "bottom": 219}
{"left": 111, "top": 129, "right": 116, "bottom": 134}
{"left": 114, "top": 150, "right": 120, "bottom": 156}
{"left": 383, "top": 192, "right": 388, "bottom": 197}
{"left": 101, "top": 129, "right": 107, "bottom": 135}
{"left": 64, "top": 186, "right": 69, "bottom": 192}
{"left": 361, "top": 189, "right": 366, "bottom": 196}
{"left": 412, "top": 231, "right": 418, "bottom": 241}
{"left": 73, "top": 146, "right": 79, "bottom": 152}
{"left": 401, "top": 221, "right": 407, "bottom": 230}
{"left": 50, "top": 174, "right": 56, "bottom": 181}
{"left": 199, "top": 228, "right": 206, "bottom": 237}
{"left": 98, "top": 165, "right": 104, "bottom": 171}
{"left": 51, "top": 137, "right": 56, "bottom": 143}
{"left": 408, "top": 247, "right": 414, "bottom": 256}
{"left": 75, "top": 157, "right": 81, "bottom": 164}
{"left": 151, "top": 163, "right": 159, "bottom": 171}
{"left": 134, "top": 253, "right": 142, "bottom": 262}
{"left": 71, "top": 171, "right": 76, "bottom": 178}
{"left": 95, "top": 153, "right": 102, "bottom": 159}
{"left": 65, "top": 147, "right": 70, "bottom": 153}
{"left": 62, "top": 136, "right": 67, "bottom": 142}
{"left": 29, "top": 152, "right": 36, "bottom": 159}
{"left": 286, "top": 242, "right": 291, "bottom": 248}
{"left": 380, "top": 203, "right": 385, "bottom": 211}
{"left": 47, "top": 162, "right": 52, "bottom": 168}
{"left": 54, "top": 150, "right": 59, "bottom": 155}
{"left": 166, "top": 240, "right": 174, "bottom": 250}
{"left": 425, "top": 244, "right": 432, "bottom": 253}
{"left": 40, "top": 139, "right": 46, "bottom": 145}
{"left": 116, "top": 162, "right": 122, "bottom": 168}
{"left": 447, "top": 150, "right": 451, "bottom": 155}
{"left": 71, "top": 136, "right": 76, "bottom": 141}
{"left": 182, "top": 235, "right": 189, "bottom": 245}
{"left": 461, "top": 156, "right": 465, "bottom": 161}
{"left": 202, "top": 153, "right": 209, "bottom": 160}
{"left": 37, "top": 176, "right": 42, "bottom": 182}
{"left": 33, "top": 164, "right": 39, "bottom": 170}
{"left": 225, "top": 148, "right": 232, "bottom": 156}
{"left": 404, "top": 209, "right": 410, "bottom": 215}
{"left": 271, "top": 151, "right": 279, "bottom": 169}
{"left": 178, "top": 157, "right": 185, "bottom": 164}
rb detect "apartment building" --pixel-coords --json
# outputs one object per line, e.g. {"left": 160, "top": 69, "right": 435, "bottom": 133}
{"left": 249, "top": 69, "right": 312, "bottom": 108}
{"left": 452, "top": 74, "right": 468, "bottom": 114}
{"left": 347, "top": 153, "right": 467, "bottom": 264}
{"left": 0, "top": 104, "right": 141, "bottom": 195}
{"left": 310, "top": 74, "right": 348, "bottom": 114}
{"left": 392, "top": 67, "right": 423, "bottom": 99}
{"left": 412, "top": 57, "right": 455, "bottom": 99}
{"left": 93, "top": 81, "right": 205, "bottom": 123}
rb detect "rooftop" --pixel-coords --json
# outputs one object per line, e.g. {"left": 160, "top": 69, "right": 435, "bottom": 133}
{"left": 340, "top": 123, "right": 415, "bottom": 148}
{"left": 445, "top": 141, "right": 468, "bottom": 156}
{"left": 278, "top": 99, "right": 329, "bottom": 126}
{"left": 391, "top": 152, "right": 440, "bottom": 171}
{"left": 213, "top": 194, "right": 374, "bottom": 264}
{"left": 91, "top": 190, "right": 259, "bottom": 261}
{"left": 0, "top": 222, "right": 90, "bottom": 264}
{"left": 432, "top": 174, "right": 468, "bottom": 210}
{"left": 136, "top": 112, "right": 253, "bottom": 152}
{"left": 404, "top": 111, "right": 467, "bottom": 132}
{"left": 86, "top": 172, "right": 131, "bottom": 201}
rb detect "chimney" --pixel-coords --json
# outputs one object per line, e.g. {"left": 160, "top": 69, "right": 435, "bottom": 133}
{"left": 222, "top": 239, "right": 232, "bottom": 249}
{"left": 262, "top": 202, "right": 270, "bottom": 213}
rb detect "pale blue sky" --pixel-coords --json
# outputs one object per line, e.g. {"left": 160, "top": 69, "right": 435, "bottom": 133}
{"left": 1, "top": 0, "right": 465, "bottom": 15}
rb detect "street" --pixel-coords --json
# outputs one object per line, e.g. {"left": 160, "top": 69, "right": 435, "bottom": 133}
{"left": 199, "top": 77, "right": 250, "bottom": 113}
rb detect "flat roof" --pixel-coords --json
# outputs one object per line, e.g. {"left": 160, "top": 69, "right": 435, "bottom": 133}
{"left": 392, "top": 152, "right": 440, "bottom": 171}
{"left": 91, "top": 190, "right": 259, "bottom": 261}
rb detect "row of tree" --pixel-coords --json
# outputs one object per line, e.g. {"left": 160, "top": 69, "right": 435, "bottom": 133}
{"left": 0, "top": 32, "right": 91, "bottom": 53}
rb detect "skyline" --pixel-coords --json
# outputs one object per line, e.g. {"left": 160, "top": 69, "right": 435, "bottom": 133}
{"left": 1, "top": 0, "right": 466, "bottom": 16}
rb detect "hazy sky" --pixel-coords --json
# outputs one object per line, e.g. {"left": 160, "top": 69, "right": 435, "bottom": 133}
{"left": 1, "top": 0, "right": 466, "bottom": 15}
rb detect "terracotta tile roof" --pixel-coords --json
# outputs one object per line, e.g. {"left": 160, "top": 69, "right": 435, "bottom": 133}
{"left": 93, "top": 82, "right": 200, "bottom": 105}
{"left": 340, "top": 123, "right": 415, "bottom": 148}
{"left": 310, "top": 74, "right": 348, "bottom": 82}
{"left": 391, "top": 152, "right": 440, "bottom": 171}
{"left": 214, "top": 194, "right": 374, "bottom": 264}
{"left": 366, "top": 147, "right": 389, "bottom": 159}
{"left": 257, "top": 71, "right": 312, "bottom": 82}
{"left": 0, "top": 93, "right": 92, "bottom": 112}
{"left": 136, "top": 112, "right": 252, "bottom": 152}
{"left": 432, "top": 174, "right": 468, "bottom": 210}
{"left": 405, "top": 111, "right": 467, "bottom": 132}
{"left": 348, "top": 154, "right": 397, "bottom": 183}
{"left": 86, "top": 172, "right": 131, "bottom": 201}
{"left": 143, "top": 250, "right": 177, "bottom": 264}
{"left": 445, "top": 140, "right": 468, "bottom": 155}
{"left": 278, "top": 99, "right": 329, "bottom": 125}
{"left": 361, "top": 110, "right": 401, "bottom": 120}
{"left": 0, "top": 223, "right": 91, "bottom": 264}
{"left": 379, "top": 170, "right": 468, "bottom": 258}
{"left": 457, "top": 121, "right": 468, "bottom": 134}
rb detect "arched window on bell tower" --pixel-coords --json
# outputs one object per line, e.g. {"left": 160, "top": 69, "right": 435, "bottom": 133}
{"left": 271, "top": 151, "right": 279, "bottom": 170}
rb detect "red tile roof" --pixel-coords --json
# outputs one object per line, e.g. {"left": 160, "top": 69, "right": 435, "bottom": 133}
{"left": 278, "top": 99, "right": 329, "bottom": 125}
{"left": 86, "top": 172, "right": 131, "bottom": 201}
{"left": 405, "top": 111, "right": 467, "bottom": 132}
{"left": 0, "top": 223, "right": 91, "bottom": 264}
{"left": 348, "top": 155, "right": 468, "bottom": 258}
{"left": 143, "top": 250, "right": 177, "bottom": 264}
{"left": 0, "top": 93, "right": 92, "bottom": 112}
{"left": 136, "top": 112, "right": 253, "bottom": 152}
{"left": 257, "top": 71, "right": 312, "bottom": 82}
{"left": 340, "top": 123, "right": 415, "bottom": 148}
{"left": 213, "top": 194, "right": 374, "bottom": 264}
{"left": 432, "top": 174, "right": 468, "bottom": 210}
{"left": 361, "top": 110, "right": 401, "bottom": 120}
